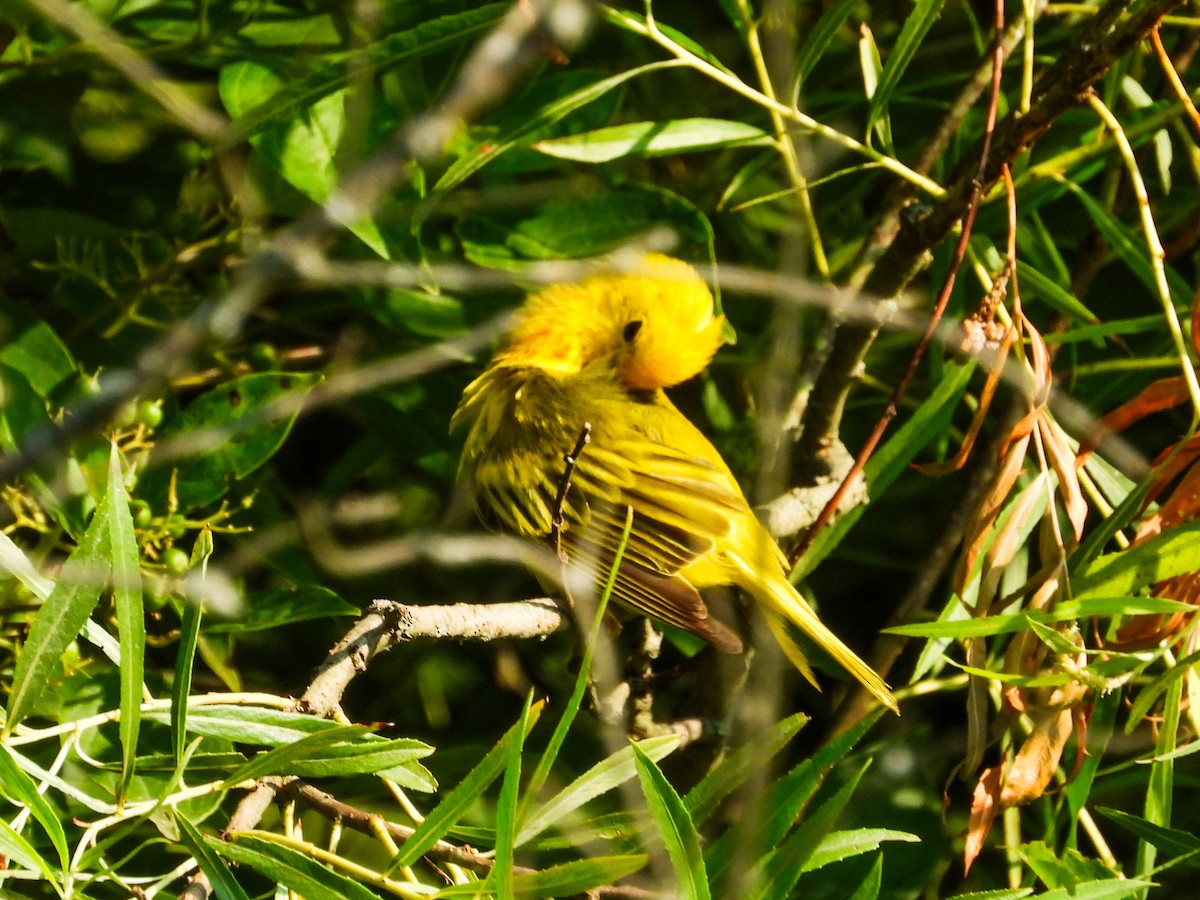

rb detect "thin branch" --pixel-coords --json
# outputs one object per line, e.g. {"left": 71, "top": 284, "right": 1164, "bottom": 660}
{"left": 788, "top": 0, "right": 1009, "bottom": 565}
{"left": 552, "top": 423, "right": 593, "bottom": 564}
{"left": 792, "top": 0, "right": 1186, "bottom": 505}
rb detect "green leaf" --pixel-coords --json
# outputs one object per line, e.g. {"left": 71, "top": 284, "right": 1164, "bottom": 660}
{"left": 0, "top": 818, "right": 60, "bottom": 890}
{"left": 632, "top": 741, "right": 709, "bottom": 900}
{"left": 273, "top": 738, "right": 434, "bottom": 788}
{"left": 747, "top": 761, "right": 871, "bottom": 900}
{"left": 220, "top": 725, "right": 371, "bottom": 788}
{"left": 865, "top": 0, "right": 947, "bottom": 140}
{"left": 176, "top": 815, "right": 252, "bottom": 900}
{"left": 794, "top": 362, "right": 974, "bottom": 580}
{"left": 148, "top": 705, "right": 347, "bottom": 745}
{"left": 0, "top": 744, "right": 70, "bottom": 873}
{"left": 794, "top": 0, "right": 862, "bottom": 85}
{"left": 389, "top": 702, "right": 542, "bottom": 871}
{"left": 518, "top": 735, "right": 681, "bottom": 846}
{"left": 494, "top": 692, "right": 535, "bottom": 899}
{"left": 858, "top": 23, "right": 892, "bottom": 153}
{"left": 708, "top": 712, "right": 881, "bottom": 884}
{"left": 518, "top": 510, "right": 630, "bottom": 831}
{"left": 103, "top": 443, "right": 145, "bottom": 800}
{"left": 886, "top": 597, "right": 1197, "bottom": 638}
{"left": 803, "top": 828, "right": 919, "bottom": 872}
{"left": 945, "top": 890, "right": 1034, "bottom": 900}
{"left": 1036, "top": 880, "right": 1156, "bottom": 900}
{"left": 436, "top": 855, "right": 648, "bottom": 898}
{"left": 433, "top": 60, "right": 681, "bottom": 196}
{"left": 173, "top": 530, "right": 213, "bottom": 765}
{"left": 1071, "top": 522, "right": 1200, "bottom": 600}
{"left": 1061, "top": 178, "right": 1192, "bottom": 306}
{"left": 685, "top": 712, "right": 808, "bottom": 824}
{"left": 1016, "top": 261, "right": 1101, "bottom": 325}
{"left": 846, "top": 853, "right": 883, "bottom": 900}
{"left": 5, "top": 500, "right": 111, "bottom": 733}
{"left": 150, "top": 372, "right": 321, "bottom": 509}
{"left": 212, "top": 833, "right": 380, "bottom": 900}
{"left": 226, "top": 6, "right": 505, "bottom": 139}
{"left": 1097, "top": 807, "right": 1200, "bottom": 865}
{"left": 204, "top": 585, "right": 356, "bottom": 632}
{"left": 533, "top": 119, "right": 771, "bottom": 163}
{"left": 1066, "top": 691, "right": 1119, "bottom": 847}
{"left": 0, "top": 303, "right": 75, "bottom": 397}
{"left": 219, "top": 64, "right": 385, "bottom": 255}
{"left": 460, "top": 185, "right": 714, "bottom": 266}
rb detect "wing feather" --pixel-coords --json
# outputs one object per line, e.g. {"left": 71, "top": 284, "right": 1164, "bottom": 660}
{"left": 456, "top": 365, "right": 748, "bottom": 650}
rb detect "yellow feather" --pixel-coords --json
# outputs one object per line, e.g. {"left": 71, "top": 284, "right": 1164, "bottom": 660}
{"left": 453, "top": 255, "right": 898, "bottom": 714}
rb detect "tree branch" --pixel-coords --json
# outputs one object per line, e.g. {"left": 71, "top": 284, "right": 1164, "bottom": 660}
{"left": 795, "top": 0, "right": 1187, "bottom": 466}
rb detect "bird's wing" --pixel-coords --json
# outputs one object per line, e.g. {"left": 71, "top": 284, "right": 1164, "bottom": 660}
{"left": 461, "top": 374, "right": 746, "bottom": 651}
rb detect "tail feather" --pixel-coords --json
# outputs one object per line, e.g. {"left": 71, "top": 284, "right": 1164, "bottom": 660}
{"left": 733, "top": 553, "right": 899, "bottom": 714}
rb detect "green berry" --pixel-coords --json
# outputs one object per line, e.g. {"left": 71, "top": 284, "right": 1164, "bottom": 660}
{"left": 163, "top": 547, "right": 190, "bottom": 576}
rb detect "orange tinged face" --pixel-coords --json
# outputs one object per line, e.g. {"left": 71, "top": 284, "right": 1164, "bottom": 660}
{"left": 496, "top": 254, "right": 726, "bottom": 390}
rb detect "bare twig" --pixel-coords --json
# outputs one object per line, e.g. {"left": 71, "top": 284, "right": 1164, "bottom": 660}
{"left": 788, "top": 0, "right": 1009, "bottom": 566}
{"left": 552, "top": 423, "right": 593, "bottom": 564}
{"left": 791, "top": 0, "right": 1186, "bottom": 552}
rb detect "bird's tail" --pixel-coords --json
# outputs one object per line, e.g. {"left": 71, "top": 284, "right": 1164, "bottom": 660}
{"left": 732, "top": 551, "right": 899, "bottom": 714}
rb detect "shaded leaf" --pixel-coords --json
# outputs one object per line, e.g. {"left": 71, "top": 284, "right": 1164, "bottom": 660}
{"left": 632, "top": 741, "right": 709, "bottom": 900}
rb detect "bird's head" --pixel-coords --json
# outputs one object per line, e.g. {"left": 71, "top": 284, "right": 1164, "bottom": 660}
{"left": 498, "top": 254, "right": 726, "bottom": 390}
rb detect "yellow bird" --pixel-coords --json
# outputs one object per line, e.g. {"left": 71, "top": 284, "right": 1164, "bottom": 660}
{"left": 452, "top": 255, "right": 897, "bottom": 713}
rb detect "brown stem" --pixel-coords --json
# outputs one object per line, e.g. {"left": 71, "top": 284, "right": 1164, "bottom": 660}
{"left": 791, "top": 0, "right": 1185, "bottom": 560}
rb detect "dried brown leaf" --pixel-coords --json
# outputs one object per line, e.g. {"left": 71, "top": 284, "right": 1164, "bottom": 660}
{"left": 965, "top": 765, "right": 1003, "bottom": 875}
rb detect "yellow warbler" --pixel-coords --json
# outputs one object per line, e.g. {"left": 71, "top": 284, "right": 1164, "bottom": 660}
{"left": 452, "top": 255, "right": 897, "bottom": 713}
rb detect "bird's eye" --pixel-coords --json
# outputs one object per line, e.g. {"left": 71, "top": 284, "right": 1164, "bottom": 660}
{"left": 623, "top": 320, "right": 643, "bottom": 342}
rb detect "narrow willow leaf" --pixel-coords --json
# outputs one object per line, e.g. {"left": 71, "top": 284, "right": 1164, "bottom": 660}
{"left": 533, "top": 119, "right": 771, "bottom": 163}
{"left": 794, "top": 0, "right": 862, "bottom": 86}
{"left": 1036, "top": 881, "right": 1156, "bottom": 900}
{"left": 505, "top": 854, "right": 647, "bottom": 897}
{"left": 519, "top": 509, "right": 631, "bottom": 827}
{"left": 865, "top": 0, "right": 947, "bottom": 138}
{"left": 176, "top": 815, "right": 252, "bottom": 900}
{"left": 847, "top": 852, "right": 883, "bottom": 900}
{"left": 433, "top": 61, "right": 681, "bottom": 196}
{"left": 0, "top": 818, "right": 60, "bottom": 889}
{"left": 632, "top": 741, "right": 709, "bottom": 900}
{"left": 945, "top": 890, "right": 1034, "bottom": 900}
{"left": 5, "top": 500, "right": 111, "bottom": 733}
{"left": 389, "top": 702, "right": 542, "bottom": 871}
{"left": 1097, "top": 806, "right": 1200, "bottom": 863}
{"left": 213, "top": 833, "right": 379, "bottom": 900}
{"left": 794, "top": 362, "right": 973, "bottom": 580}
{"left": 858, "top": 22, "right": 892, "bottom": 153}
{"left": 889, "top": 597, "right": 1196, "bottom": 639}
{"left": 685, "top": 712, "right": 808, "bottom": 824}
{"left": 148, "top": 705, "right": 347, "bottom": 745}
{"left": 495, "top": 692, "right": 535, "bottom": 899}
{"left": 1072, "top": 522, "right": 1200, "bottom": 600}
{"left": 435, "top": 855, "right": 648, "bottom": 898}
{"left": 1139, "top": 671, "right": 1182, "bottom": 876}
{"left": 1061, "top": 179, "right": 1192, "bottom": 305}
{"left": 226, "top": 5, "right": 504, "bottom": 139}
{"left": 708, "top": 712, "right": 880, "bottom": 883}
{"left": 285, "top": 737, "right": 434, "bottom": 782}
{"left": 802, "top": 828, "right": 919, "bottom": 872}
{"left": 220, "top": 724, "right": 369, "bottom": 788}
{"left": 0, "top": 744, "right": 69, "bottom": 872}
{"left": 1066, "top": 691, "right": 1119, "bottom": 847}
{"left": 518, "top": 734, "right": 681, "bottom": 846}
{"left": 1016, "top": 262, "right": 1101, "bottom": 325}
{"left": 747, "top": 761, "right": 871, "bottom": 900}
{"left": 105, "top": 443, "right": 145, "bottom": 801}
{"left": 173, "top": 528, "right": 212, "bottom": 766}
